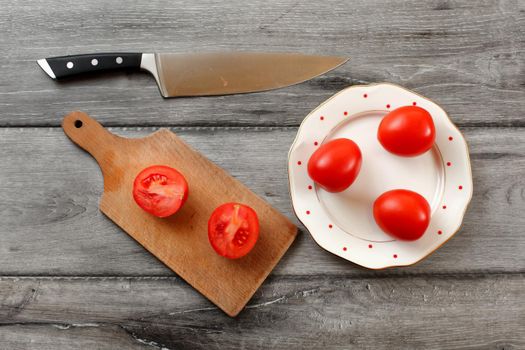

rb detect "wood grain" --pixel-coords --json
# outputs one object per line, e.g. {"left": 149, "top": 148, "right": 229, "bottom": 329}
{"left": 60, "top": 112, "right": 297, "bottom": 316}
{"left": 0, "top": 324, "right": 154, "bottom": 350}
{"left": 0, "top": 275, "right": 523, "bottom": 349}
{"left": 0, "top": 0, "right": 523, "bottom": 127}
{"left": 0, "top": 126, "right": 523, "bottom": 276}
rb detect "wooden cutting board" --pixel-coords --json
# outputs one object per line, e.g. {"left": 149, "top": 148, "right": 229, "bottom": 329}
{"left": 62, "top": 111, "right": 298, "bottom": 316}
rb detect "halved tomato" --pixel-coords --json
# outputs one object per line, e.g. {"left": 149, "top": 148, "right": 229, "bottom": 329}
{"left": 132, "top": 165, "right": 189, "bottom": 218}
{"left": 208, "top": 203, "right": 259, "bottom": 259}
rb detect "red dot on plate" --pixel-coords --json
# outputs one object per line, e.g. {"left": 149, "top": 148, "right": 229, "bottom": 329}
{"left": 344, "top": 111, "right": 348, "bottom": 116}
{"left": 393, "top": 254, "right": 398, "bottom": 258}
{"left": 386, "top": 104, "right": 391, "bottom": 108}
{"left": 363, "top": 94, "right": 368, "bottom": 98}
{"left": 368, "top": 244, "right": 373, "bottom": 249}
{"left": 438, "top": 230, "right": 443, "bottom": 235}
{"left": 459, "top": 185, "right": 463, "bottom": 190}
{"left": 449, "top": 136, "right": 453, "bottom": 141}
{"left": 297, "top": 161, "right": 302, "bottom": 165}
{"left": 412, "top": 102, "right": 417, "bottom": 106}
{"left": 306, "top": 210, "right": 310, "bottom": 215}
{"left": 320, "top": 116, "right": 324, "bottom": 120}
{"left": 343, "top": 247, "right": 347, "bottom": 251}
{"left": 314, "top": 141, "right": 318, "bottom": 146}
{"left": 308, "top": 185, "right": 313, "bottom": 190}
{"left": 447, "top": 162, "right": 451, "bottom": 166}
{"left": 442, "top": 205, "right": 447, "bottom": 209}
{"left": 329, "top": 224, "right": 333, "bottom": 229}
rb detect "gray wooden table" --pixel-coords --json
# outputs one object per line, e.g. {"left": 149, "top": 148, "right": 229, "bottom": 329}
{"left": 1, "top": 0, "right": 524, "bottom": 349}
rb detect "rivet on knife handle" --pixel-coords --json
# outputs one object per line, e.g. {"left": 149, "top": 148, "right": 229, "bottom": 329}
{"left": 37, "top": 53, "right": 142, "bottom": 79}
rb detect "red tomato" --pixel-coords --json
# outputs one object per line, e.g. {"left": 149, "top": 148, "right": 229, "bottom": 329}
{"left": 373, "top": 189, "right": 430, "bottom": 241}
{"left": 208, "top": 203, "right": 259, "bottom": 259}
{"left": 378, "top": 106, "right": 435, "bottom": 157}
{"left": 133, "top": 165, "right": 188, "bottom": 218}
{"left": 307, "top": 138, "right": 362, "bottom": 193}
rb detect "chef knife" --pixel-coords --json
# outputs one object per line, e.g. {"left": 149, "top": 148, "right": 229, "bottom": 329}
{"left": 37, "top": 52, "right": 347, "bottom": 98}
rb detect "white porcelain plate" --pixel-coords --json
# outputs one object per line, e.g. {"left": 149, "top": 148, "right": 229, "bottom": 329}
{"left": 288, "top": 83, "right": 473, "bottom": 269}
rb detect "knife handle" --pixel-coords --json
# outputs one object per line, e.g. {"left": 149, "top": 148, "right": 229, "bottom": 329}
{"left": 37, "top": 53, "right": 142, "bottom": 80}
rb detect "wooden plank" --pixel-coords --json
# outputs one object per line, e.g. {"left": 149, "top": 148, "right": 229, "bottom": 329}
{"left": 0, "top": 126, "right": 523, "bottom": 275}
{"left": 0, "top": 275, "right": 523, "bottom": 349}
{"left": 1, "top": 0, "right": 523, "bottom": 127}
{"left": 0, "top": 324, "right": 153, "bottom": 350}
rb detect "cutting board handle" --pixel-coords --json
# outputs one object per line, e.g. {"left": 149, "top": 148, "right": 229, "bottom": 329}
{"left": 62, "top": 111, "right": 120, "bottom": 165}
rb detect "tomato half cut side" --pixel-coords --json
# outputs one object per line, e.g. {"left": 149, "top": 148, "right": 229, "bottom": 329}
{"left": 208, "top": 203, "right": 260, "bottom": 259}
{"left": 132, "top": 165, "right": 189, "bottom": 218}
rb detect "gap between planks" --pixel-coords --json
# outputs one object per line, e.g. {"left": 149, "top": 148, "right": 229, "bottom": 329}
{"left": 0, "top": 123, "right": 525, "bottom": 129}
{"left": 0, "top": 271, "right": 523, "bottom": 281}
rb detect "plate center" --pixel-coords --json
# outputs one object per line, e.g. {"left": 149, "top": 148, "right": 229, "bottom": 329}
{"left": 316, "top": 111, "right": 444, "bottom": 242}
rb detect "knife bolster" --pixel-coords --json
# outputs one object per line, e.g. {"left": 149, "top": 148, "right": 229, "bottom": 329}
{"left": 139, "top": 53, "right": 166, "bottom": 97}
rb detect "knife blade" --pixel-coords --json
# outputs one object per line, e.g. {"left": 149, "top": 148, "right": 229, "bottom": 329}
{"left": 37, "top": 52, "right": 347, "bottom": 98}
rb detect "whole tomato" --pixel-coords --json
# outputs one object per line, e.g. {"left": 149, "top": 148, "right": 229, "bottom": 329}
{"left": 378, "top": 106, "right": 435, "bottom": 157}
{"left": 307, "top": 138, "right": 362, "bottom": 193}
{"left": 373, "top": 189, "right": 431, "bottom": 241}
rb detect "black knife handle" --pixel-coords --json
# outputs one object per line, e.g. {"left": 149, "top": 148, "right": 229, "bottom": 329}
{"left": 39, "top": 53, "right": 142, "bottom": 79}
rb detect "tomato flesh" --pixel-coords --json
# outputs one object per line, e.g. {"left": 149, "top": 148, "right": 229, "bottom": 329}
{"left": 373, "top": 189, "right": 430, "bottom": 241}
{"left": 208, "top": 203, "right": 259, "bottom": 259}
{"left": 132, "top": 165, "right": 188, "bottom": 218}
{"left": 378, "top": 106, "right": 435, "bottom": 157}
{"left": 307, "top": 138, "right": 362, "bottom": 193}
